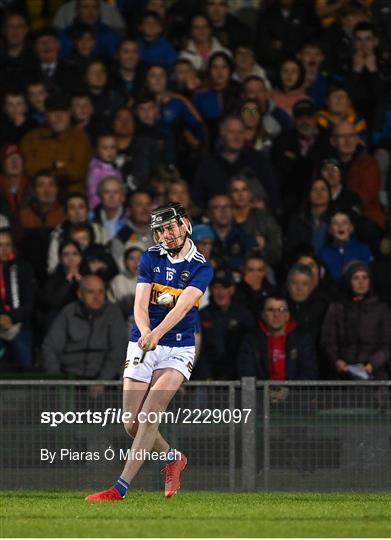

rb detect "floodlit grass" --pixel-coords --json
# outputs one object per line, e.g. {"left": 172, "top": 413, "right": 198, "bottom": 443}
{"left": 1, "top": 491, "right": 391, "bottom": 537}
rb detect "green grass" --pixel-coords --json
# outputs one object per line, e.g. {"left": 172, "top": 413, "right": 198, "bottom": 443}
{"left": 2, "top": 491, "right": 391, "bottom": 537}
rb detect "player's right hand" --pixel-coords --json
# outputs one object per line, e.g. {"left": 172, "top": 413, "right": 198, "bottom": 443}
{"left": 138, "top": 331, "right": 158, "bottom": 352}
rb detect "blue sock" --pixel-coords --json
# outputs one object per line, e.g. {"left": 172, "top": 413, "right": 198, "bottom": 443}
{"left": 113, "top": 477, "right": 129, "bottom": 497}
{"left": 165, "top": 447, "right": 179, "bottom": 464}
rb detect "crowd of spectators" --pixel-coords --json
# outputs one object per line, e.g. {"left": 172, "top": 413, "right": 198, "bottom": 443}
{"left": 0, "top": 0, "right": 391, "bottom": 383}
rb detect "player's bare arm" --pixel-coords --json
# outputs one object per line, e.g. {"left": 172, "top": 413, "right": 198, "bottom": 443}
{"left": 140, "top": 286, "right": 202, "bottom": 351}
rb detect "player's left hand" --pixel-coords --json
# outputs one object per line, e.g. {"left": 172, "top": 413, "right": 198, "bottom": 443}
{"left": 139, "top": 331, "right": 159, "bottom": 352}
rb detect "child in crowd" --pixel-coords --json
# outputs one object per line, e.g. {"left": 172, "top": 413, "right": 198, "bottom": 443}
{"left": 319, "top": 210, "right": 373, "bottom": 282}
{"left": 86, "top": 133, "right": 122, "bottom": 209}
{"left": 317, "top": 86, "right": 368, "bottom": 143}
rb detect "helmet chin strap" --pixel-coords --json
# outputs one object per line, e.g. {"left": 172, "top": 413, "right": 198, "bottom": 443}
{"left": 159, "top": 218, "right": 192, "bottom": 255}
{"left": 163, "top": 232, "right": 188, "bottom": 254}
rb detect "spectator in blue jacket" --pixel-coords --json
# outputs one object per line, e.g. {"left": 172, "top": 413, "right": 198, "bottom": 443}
{"left": 208, "top": 193, "right": 257, "bottom": 274}
{"left": 58, "top": 0, "right": 119, "bottom": 59}
{"left": 137, "top": 10, "right": 177, "bottom": 72}
{"left": 319, "top": 210, "right": 373, "bottom": 282}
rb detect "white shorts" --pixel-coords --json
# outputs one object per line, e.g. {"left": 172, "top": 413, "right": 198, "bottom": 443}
{"left": 123, "top": 341, "right": 195, "bottom": 383}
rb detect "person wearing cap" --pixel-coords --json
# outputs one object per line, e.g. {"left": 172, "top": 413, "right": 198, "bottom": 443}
{"left": 272, "top": 98, "right": 328, "bottom": 218}
{"left": 21, "top": 92, "right": 92, "bottom": 193}
{"left": 191, "top": 224, "right": 214, "bottom": 262}
{"left": 195, "top": 266, "right": 254, "bottom": 379}
{"left": 238, "top": 292, "right": 318, "bottom": 381}
{"left": 321, "top": 260, "right": 391, "bottom": 380}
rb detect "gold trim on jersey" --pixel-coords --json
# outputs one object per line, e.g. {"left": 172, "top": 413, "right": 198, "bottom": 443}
{"left": 150, "top": 282, "right": 201, "bottom": 308}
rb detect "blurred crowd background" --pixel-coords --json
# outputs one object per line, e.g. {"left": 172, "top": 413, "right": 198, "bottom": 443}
{"left": 0, "top": 0, "right": 390, "bottom": 383}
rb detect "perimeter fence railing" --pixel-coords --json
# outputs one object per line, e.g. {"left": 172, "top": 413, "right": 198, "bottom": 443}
{"left": 1, "top": 379, "right": 391, "bottom": 492}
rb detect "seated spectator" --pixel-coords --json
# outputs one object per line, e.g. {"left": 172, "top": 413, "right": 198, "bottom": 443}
{"left": 315, "top": 0, "right": 371, "bottom": 29}
{"left": 330, "top": 120, "right": 387, "bottom": 232}
{"left": 255, "top": 0, "right": 319, "bottom": 72}
{"left": 233, "top": 44, "right": 267, "bottom": 83}
{"left": 321, "top": 2, "right": 368, "bottom": 77}
{"left": 317, "top": 86, "right": 368, "bottom": 143}
{"left": 69, "top": 223, "right": 117, "bottom": 284}
{"left": 110, "top": 189, "right": 153, "bottom": 269}
{"left": 242, "top": 75, "right": 292, "bottom": 137}
{"left": 238, "top": 292, "right": 318, "bottom": 380}
{"left": 373, "top": 0, "right": 391, "bottom": 57}
{"left": 321, "top": 260, "right": 391, "bottom": 380}
{"left": 171, "top": 59, "right": 202, "bottom": 99}
{"left": 48, "top": 191, "right": 108, "bottom": 273}
{"left": 19, "top": 170, "right": 65, "bottom": 285}
{"left": 0, "top": 144, "right": 29, "bottom": 242}
{"left": 206, "top": 0, "right": 250, "bottom": 52}
{"left": 107, "top": 245, "right": 142, "bottom": 322}
{"left": 86, "top": 132, "right": 122, "bottom": 209}
{"left": 179, "top": 13, "right": 231, "bottom": 73}
{"left": 53, "top": 0, "right": 126, "bottom": 35}
{"left": 239, "top": 98, "right": 274, "bottom": 152}
{"left": 26, "top": 79, "right": 49, "bottom": 127}
{"left": 70, "top": 92, "right": 104, "bottom": 146}
{"left": 345, "top": 22, "right": 384, "bottom": 127}
{"left": 270, "top": 57, "right": 309, "bottom": 118}
{"left": 194, "top": 267, "right": 254, "bottom": 379}
{"left": 285, "top": 177, "right": 332, "bottom": 257}
{"left": 0, "top": 12, "right": 34, "bottom": 87}
{"left": 192, "top": 52, "right": 241, "bottom": 147}
{"left": 136, "top": 10, "right": 177, "bottom": 72}
{"left": 190, "top": 224, "right": 214, "bottom": 308}
{"left": 113, "top": 106, "right": 157, "bottom": 192}
{"left": 42, "top": 274, "right": 128, "bottom": 379}
{"left": 143, "top": 63, "right": 205, "bottom": 166}
{"left": 58, "top": 0, "right": 119, "bottom": 59}
{"left": 91, "top": 176, "right": 127, "bottom": 242}
{"left": 373, "top": 229, "right": 391, "bottom": 308}
{"left": 208, "top": 193, "right": 257, "bottom": 274}
{"left": 40, "top": 239, "right": 87, "bottom": 330}
{"left": 292, "top": 248, "right": 338, "bottom": 300}
{"left": 272, "top": 99, "right": 328, "bottom": 216}
{"left": 0, "top": 229, "right": 35, "bottom": 370}
{"left": 298, "top": 41, "right": 329, "bottom": 109}
{"left": 285, "top": 263, "right": 329, "bottom": 340}
{"left": 193, "top": 115, "right": 279, "bottom": 211}
{"left": 0, "top": 87, "right": 34, "bottom": 147}
{"left": 319, "top": 158, "right": 361, "bottom": 217}
{"left": 83, "top": 59, "right": 124, "bottom": 121}
{"left": 319, "top": 210, "right": 373, "bottom": 283}
{"left": 64, "top": 23, "right": 98, "bottom": 75}
{"left": 236, "top": 251, "right": 276, "bottom": 322}
{"left": 111, "top": 38, "right": 144, "bottom": 102}
{"left": 31, "top": 27, "right": 77, "bottom": 93}
{"left": 21, "top": 92, "right": 92, "bottom": 193}
{"left": 229, "top": 174, "right": 282, "bottom": 265}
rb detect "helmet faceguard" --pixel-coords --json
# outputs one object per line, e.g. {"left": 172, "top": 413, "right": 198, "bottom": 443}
{"left": 150, "top": 202, "right": 192, "bottom": 254}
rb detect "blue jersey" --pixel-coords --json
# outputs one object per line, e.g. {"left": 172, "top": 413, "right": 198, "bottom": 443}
{"left": 130, "top": 241, "right": 214, "bottom": 347}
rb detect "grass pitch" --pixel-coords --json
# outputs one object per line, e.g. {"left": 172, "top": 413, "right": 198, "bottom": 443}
{"left": 1, "top": 491, "right": 391, "bottom": 537}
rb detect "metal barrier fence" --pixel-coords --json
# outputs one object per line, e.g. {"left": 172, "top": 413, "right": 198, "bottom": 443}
{"left": 1, "top": 380, "right": 391, "bottom": 492}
